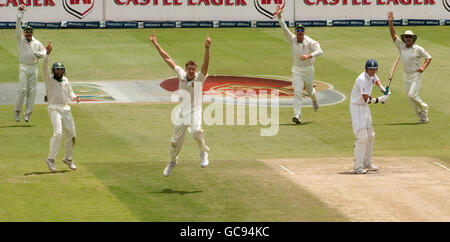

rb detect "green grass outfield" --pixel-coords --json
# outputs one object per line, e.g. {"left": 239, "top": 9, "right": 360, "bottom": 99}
{"left": 0, "top": 27, "right": 449, "bottom": 221}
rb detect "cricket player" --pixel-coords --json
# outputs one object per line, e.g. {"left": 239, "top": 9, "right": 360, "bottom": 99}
{"left": 43, "top": 43, "right": 80, "bottom": 172}
{"left": 276, "top": 5, "right": 323, "bottom": 124}
{"left": 350, "top": 59, "right": 390, "bottom": 174}
{"left": 150, "top": 33, "right": 211, "bottom": 177}
{"left": 388, "top": 12, "right": 432, "bottom": 124}
{"left": 14, "top": 5, "right": 46, "bottom": 122}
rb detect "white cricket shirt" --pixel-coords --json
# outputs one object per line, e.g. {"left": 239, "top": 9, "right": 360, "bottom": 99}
{"left": 174, "top": 65, "right": 208, "bottom": 111}
{"left": 16, "top": 17, "right": 46, "bottom": 65}
{"left": 43, "top": 57, "right": 77, "bottom": 105}
{"left": 350, "top": 72, "right": 379, "bottom": 105}
{"left": 394, "top": 37, "right": 431, "bottom": 74}
{"left": 278, "top": 18, "right": 323, "bottom": 74}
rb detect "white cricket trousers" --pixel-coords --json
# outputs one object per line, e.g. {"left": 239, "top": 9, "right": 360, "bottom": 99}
{"left": 350, "top": 104, "right": 375, "bottom": 171}
{"left": 292, "top": 65, "right": 317, "bottom": 117}
{"left": 170, "top": 123, "right": 209, "bottom": 163}
{"left": 14, "top": 64, "right": 38, "bottom": 114}
{"left": 404, "top": 72, "right": 427, "bottom": 118}
{"left": 47, "top": 105, "right": 76, "bottom": 161}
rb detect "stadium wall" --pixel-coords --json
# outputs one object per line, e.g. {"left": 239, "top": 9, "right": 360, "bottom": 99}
{"left": 0, "top": 0, "right": 449, "bottom": 28}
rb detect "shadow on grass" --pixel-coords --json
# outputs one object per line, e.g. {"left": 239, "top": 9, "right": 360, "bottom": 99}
{"left": 24, "top": 170, "right": 72, "bottom": 176}
{"left": 279, "top": 121, "right": 313, "bottom": 126}
{"left": 376, "top": 122, "right": 420, "bottom": 126}
{"left": 150, "top": 188, "right": 203, "bottom": 196}
{"left": 338, "top": 171, "right": 378, "bottom": 175}
{"left": 0, "top": 124, "right": 34, "bottom": 128}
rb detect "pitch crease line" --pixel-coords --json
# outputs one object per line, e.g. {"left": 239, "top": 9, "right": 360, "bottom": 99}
{"left": 433, "top": 162, "right": 450, "bottom": 171}
{"left": 279, "top": 165, "right": 294, "bottom": 176}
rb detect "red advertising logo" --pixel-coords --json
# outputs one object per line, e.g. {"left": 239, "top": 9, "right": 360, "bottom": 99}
{"left": 254, "top": 0, "right": 286, "bottom": 19}
{"left": 62, "top": 0, "right": 95, "bottom": 19}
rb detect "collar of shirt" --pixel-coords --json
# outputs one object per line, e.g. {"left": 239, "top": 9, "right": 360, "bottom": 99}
{"left": 364, "top": 72, "right": 376, "bottom": 83}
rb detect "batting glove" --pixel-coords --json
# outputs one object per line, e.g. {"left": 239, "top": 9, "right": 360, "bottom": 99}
{"left": 379, "top": 95, "right": 389, "bottom": 104}
{"left": 384, "top": 87, "right": 390, "bottom": 96}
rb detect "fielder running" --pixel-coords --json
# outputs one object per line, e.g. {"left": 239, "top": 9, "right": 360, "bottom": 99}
{"left": 43, "top": 43, "right": 80, "bottom": 172}
{"left": 350, "top": 59, "right": 390, "bottom": 174}
{"left": 276, "top": 5, "right": 323, "bottom": 124}
{"left": 388, "top": 11, "right": 432, "bottom": 124}
{"left": 14, "top": 5, "right": 47, "bottom": 122}
{"left": 150, "top": 33, "right": 211, "bottom": 177}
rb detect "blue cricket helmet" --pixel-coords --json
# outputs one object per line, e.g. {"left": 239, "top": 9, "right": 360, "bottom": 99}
{"left": 365, "top": 59, "right": 378, "bottom": 69}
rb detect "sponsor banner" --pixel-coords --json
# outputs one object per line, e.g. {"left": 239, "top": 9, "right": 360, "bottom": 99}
{"left": 218, "top": 21, "right": 252, "bottom": 28}
{"left": 0, "top": 21, "right": 15, "bottom": 28}
{"left": 105, "top": 21, "right": 138, "bottom": 28}
{"left": 27, "top": 21, "right": 61, "bottom": 29}
{"left": 332, "top": 19, "right": 365, "bottom": 26}
{"left": 446, "top": 20, "right": 450, "bottom": 25}
{"left": 369, "top": 19, "right": 403, "bottom": 26}
{"left": 295, "top": 20, "right": 327, "bottom": 27}
{"left": 105, "top": 0, "right": 295, "bottom": 22}
{"left": 181, "top": 21, "right": 214, "bottom": 28}
{"left": 256, "top": 21, "right": 287, "bottom": 28}
{"left": 0, "top": 0, "right": 103, "bottom": 22}
{"left": 0, "top": 0, "right": 447, "bottom": 24}
{"left": 296, "top": 2, "right": 448, "bottom": 21}
{"left": 143, "top": 21, "right": 177, "bottom": 28}
{"left": 66, "top": 21, "right": 100, "bottom": 28}
{"left": 407, "top": 19, "right": 440, "bottom": 25}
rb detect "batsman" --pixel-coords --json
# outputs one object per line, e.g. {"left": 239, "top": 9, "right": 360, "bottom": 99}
{"left": 350, "top": 59, "right": 390, "bottom": 174}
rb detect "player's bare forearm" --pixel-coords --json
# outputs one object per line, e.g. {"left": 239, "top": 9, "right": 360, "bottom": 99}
{"left": 201, "top": 36, "right": 211, "bottom": 75}
{"left": 201, "top": 48, "right": 210, "bottom": 75}
{"left": 150, "top": 32, "right": 176, "bottom": 70}
{"left": 418, "top": 58, "right": 432, "bottom": 73}
{"left": 387, "top": 11, "right": 397, "bottom": 42}
{"left": 155, "top": 43, "right": 176, "bottom": 70}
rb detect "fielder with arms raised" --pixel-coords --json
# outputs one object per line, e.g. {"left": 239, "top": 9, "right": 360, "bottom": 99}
{"left": 14, "top": 5, "right": 46, "bottom": 122}
{"left": 276, "top": 5, "right": 323, "bottom": 124}
{"left": 150, "top": 33, "right": 211, "bottom": 177}
{"left": 388, "top": 11, "right": 432, "bottom": 124}
{"left": 43, "top": 42, "right": 80, "bottom": 172}
{"left": 350, "top": 60, "right": 390, "bottom": 174}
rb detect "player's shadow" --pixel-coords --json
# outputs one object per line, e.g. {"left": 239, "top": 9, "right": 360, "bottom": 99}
{"left": 338, "top": 171, "right": 378, "bottom": 175}
{"left": 279, "top": 121, "right": 313, "bottom": 126}
{"left": 0, "top": 124, "right": 34, "bottom": 128}
{"left": 151, "top": 188, "right": 203, "bottom": 196}
{"left": 24, "top": 170, "right": 72, "bottom": 176}
{"left": 376, "top": 122, "right": 420, "bottom": 126}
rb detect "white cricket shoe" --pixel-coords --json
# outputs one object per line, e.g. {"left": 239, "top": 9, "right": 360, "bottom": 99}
{"left": 163, "top": 161, "right": 177, "bottom": 177}
{"left": 353, "top": 168, "right": 367, "bottom": 174}
{"left": 312, "top": 100, "right": 319, "bottom": 112}
{"left": 46, "top": 159, "right": 57, "bottom": 172}
{"left": 14, "top": 111, "right": 20, "bottom": 122}
{"left": 63, "top": 159, "right": 77, "bottom": 170}
{"left": 292, "top": 115, "right": 301, "bottom": 124}
{"left": 365, "top": 164, "right": 378, "bottom": 171}
{"left": 200, "top": 151, "right": 209, "bottom": 168}
{"left": 419, "top": 110, "right": 429, "bottom": 124}
{"left": 24, "top": 112, "right": 31, "bottom": 122}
